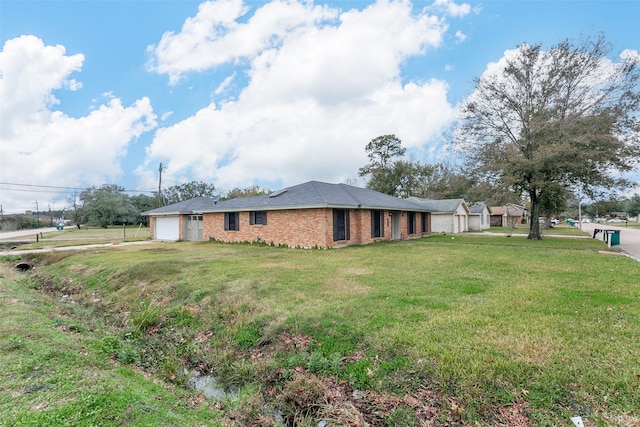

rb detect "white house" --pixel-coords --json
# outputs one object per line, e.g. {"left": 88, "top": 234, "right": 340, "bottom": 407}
{"left": 468, "top": 202, "right": 491, "bottom": 231}
{"left": 407, "top": 198, "right": 469, "bottom": 233}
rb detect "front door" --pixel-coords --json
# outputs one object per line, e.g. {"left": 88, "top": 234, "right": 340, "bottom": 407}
{"left": 392, "top": 211, "right": 401, "bottom": 240}
{"left": 185, "top": 215, "right": 203, "bottom": 241}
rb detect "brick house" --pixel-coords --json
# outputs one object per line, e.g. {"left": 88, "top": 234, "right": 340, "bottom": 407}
{"left": 489, "top": 203, "right": 529, "bottom": 227}
{"left": 143, "top": 181, "right": 432, "bottom": 248}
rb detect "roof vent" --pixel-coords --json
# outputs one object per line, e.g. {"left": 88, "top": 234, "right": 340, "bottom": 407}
{"left": 269, "top": 189, "right": 288, "bottom": 198}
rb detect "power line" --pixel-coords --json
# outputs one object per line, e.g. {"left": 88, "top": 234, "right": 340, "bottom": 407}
{"left": 0, "top": 187, "right": 81, "bottom": 194}
{"left": 0, "top": 182, "right": 155, "bottom": 194}
{"left": 0, "top": 182, "right": 90, "bottom": 191}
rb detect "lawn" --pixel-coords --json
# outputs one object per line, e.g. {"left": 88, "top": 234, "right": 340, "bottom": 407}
{"left": 487, "top": 223, "right": 590, "bottom": 236}
{"left": 1, "top": 234, "right": 638, "bottom": 426}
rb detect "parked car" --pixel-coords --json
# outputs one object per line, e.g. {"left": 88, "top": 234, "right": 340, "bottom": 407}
{"left": 607, "top": 218, "right": 625, "bottom": 223}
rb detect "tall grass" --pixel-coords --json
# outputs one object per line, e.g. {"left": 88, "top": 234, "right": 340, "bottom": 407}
{"left": 3, "top": 235, "right": 639, "bottom": 425}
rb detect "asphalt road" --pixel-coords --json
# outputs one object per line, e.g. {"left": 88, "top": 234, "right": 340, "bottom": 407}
{"left": 578, "top": 222, "right": 640, "bottom": 262}
{"left": 0, "top": 227, "right": 155, "bottom": 256}
{"left": 0, "top": 227, "right": 59, "bottom": 240}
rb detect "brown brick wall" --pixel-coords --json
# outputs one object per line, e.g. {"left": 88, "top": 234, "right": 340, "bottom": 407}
{"left": 204, "top": 208, "right": 332, "bottom": 248}
{"left": 200, "top": 208, "right": 430, "bottom": 248}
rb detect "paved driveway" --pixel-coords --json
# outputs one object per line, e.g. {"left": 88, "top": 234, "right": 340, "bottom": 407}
{"left": 578, "top": 222, "right": 640, "bottom": 262}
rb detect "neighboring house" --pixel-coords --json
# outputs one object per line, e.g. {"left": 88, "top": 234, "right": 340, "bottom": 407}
{"left": 468, "top": 202, "right": 491, "bottom": 231}
{"left": 406, "top": 197, "right": 469, "bottom": 233}
{"left": 489, "top": 203, "right": 529, "bottom": 227}
{"left": 142, "top": 197, "right": 218, "bottom": 241}
{"left": 609, "top": 212, "right": 628, "bottom": 220}
{"left": 143, "top": 181, "right": 432, "bottom": 248}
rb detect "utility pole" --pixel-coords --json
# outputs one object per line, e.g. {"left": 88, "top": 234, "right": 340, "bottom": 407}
{"left": 157, "top": 162, "right": 164, "bottom": 207}
{"left": 35, "top": 200, "right": 40, "bottom": 227}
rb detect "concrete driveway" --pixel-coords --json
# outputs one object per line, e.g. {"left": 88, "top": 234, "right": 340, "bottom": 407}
{"left": 578, "top": 222, "right": 640, "bottom": 262}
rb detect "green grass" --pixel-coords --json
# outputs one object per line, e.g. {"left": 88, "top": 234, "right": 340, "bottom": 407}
{"left": 2, "top": 235, "right": 639, "bottom": 426}
{"left": 487, "top": 223, "right": 589, "bottom": 236}
{"left": 0, "top": 263, "right": 224, "bottom": 426}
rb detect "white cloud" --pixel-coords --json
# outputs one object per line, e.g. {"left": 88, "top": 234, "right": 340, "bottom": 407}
{"left": 214, "top": 72, "right": 236, "bottom": 95}
{"left": 620, "top": 49, "right": 640, "bottom": 62}
{"left": 429, "top": 0, "right": 471, "bottom": 17}
{"left": 138, "top": 0, "right": 456, "bottom": 191}
{"left": 147, "top": 0, "right": 337, "bottom": 85}
{"left": 455, "top": 30, "right": 466, "bottom": 42}
{"left": 0, "top": 35, "right": 84, "bottom": 140}
{"left": 0, "top": 36, "right": 157, "bottom": 211}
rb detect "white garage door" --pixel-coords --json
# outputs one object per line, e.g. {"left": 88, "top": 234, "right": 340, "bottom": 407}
{"left": 155, "top": 216, "right": 179, "bottom": 240}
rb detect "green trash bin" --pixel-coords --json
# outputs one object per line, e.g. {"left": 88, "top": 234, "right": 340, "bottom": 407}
{"left": 609, "top": 230, "right": 620, "bottom": 246}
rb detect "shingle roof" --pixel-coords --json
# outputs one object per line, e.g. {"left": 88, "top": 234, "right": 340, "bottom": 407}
{"left": 489, "top": 204, "right": 528, "bottom": 216}
{"left": 144, "top": 181, "right": 431, "bottom": 215}
{"left": 490, "top": 206, "right": 506, "bottom": 215}
{"left": 206, "top": 181, "right": 430, "bottom": 212}
{"left": 142, "top": 197, "right": 218, "bottom": 215}
{"left": 406, "top": 197, "right": 467, "bottom": 213}
{"left": 469, "top": 202, "right": 488, "bottom": 214}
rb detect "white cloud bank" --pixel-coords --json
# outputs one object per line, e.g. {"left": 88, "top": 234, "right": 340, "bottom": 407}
{"left": 141, "top": 0, "right": 467, "bottom": 191}
{"left": 0, "top": 35, "right": 157, "bottom": 212}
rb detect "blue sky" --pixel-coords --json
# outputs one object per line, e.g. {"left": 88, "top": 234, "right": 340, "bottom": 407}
{"left": 1, "top": 0, "right": 638, "bottom": 213}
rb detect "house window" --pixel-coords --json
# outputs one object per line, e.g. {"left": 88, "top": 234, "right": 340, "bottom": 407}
{"left": 407, "top": 212, "right": 416, "bottom": 235}
{"left": 224, "top": 212, "right": 239, "bottom": 231}
{"left": 421, "top": 213, "right": 428, "bottom": 233}
{"left": 249, "top": 211, "right": 267, "bottom": 225}
{"left": 333, "top": 209, "right": 350, "bottom": 241}
{"left": 371, "top": 210, "right": 384, "bottom": 238}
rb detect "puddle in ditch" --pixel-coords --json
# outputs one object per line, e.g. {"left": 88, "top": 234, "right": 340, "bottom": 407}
{"left": 186, "top": 371, "right": 285, "bottom": 424}
{"left": 186, "top": 371, "right": 229, "bottom": 399}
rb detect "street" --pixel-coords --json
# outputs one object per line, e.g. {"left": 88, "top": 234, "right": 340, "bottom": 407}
{"left": 0, "top": 227, "right": 59, "bottom": 240}
{"left": 578, "top": 222, "right": 640, "bottom": 261}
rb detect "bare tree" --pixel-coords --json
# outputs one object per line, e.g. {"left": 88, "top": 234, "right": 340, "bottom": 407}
{"left": 456, "top": 35, "right": 640, "bottom": 239}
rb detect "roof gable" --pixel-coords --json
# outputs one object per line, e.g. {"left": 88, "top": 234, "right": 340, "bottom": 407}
{"left": 407, "top": 197, "right": 468, "bottom": 214}
{"left": 469, "top": 202, "right": 489, "bottom": 214}
{"left": 489, "top": 204, "right": 528, "bottom": 216}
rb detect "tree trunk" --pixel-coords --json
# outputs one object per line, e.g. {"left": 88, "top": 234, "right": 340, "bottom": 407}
{"left": 528, "top": 190, "right": 542, "bottom": 240}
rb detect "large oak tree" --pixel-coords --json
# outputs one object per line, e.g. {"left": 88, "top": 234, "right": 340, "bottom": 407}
{"left": 456, "top": 35, "right": 640, "bottom": 239}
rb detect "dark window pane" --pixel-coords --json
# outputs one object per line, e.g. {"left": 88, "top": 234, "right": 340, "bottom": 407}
{"left": 408, "top": 212, "right": 416, "bottom": 234}
{"left": 225, "top": 212, "right": 239, "bottom": 231}
{"left": 250, "top": 211, "right": 267, "bottom": 225}
{"left": 333, "top": 209, "right": 350, "bottom": 241}
{"left": 371, "top": 210, "right": 383, "bottom": 238}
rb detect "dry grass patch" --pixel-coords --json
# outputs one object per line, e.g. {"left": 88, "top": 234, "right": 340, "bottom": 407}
{"left": 324, "top": 276, "right": 371, "bottom": 296}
